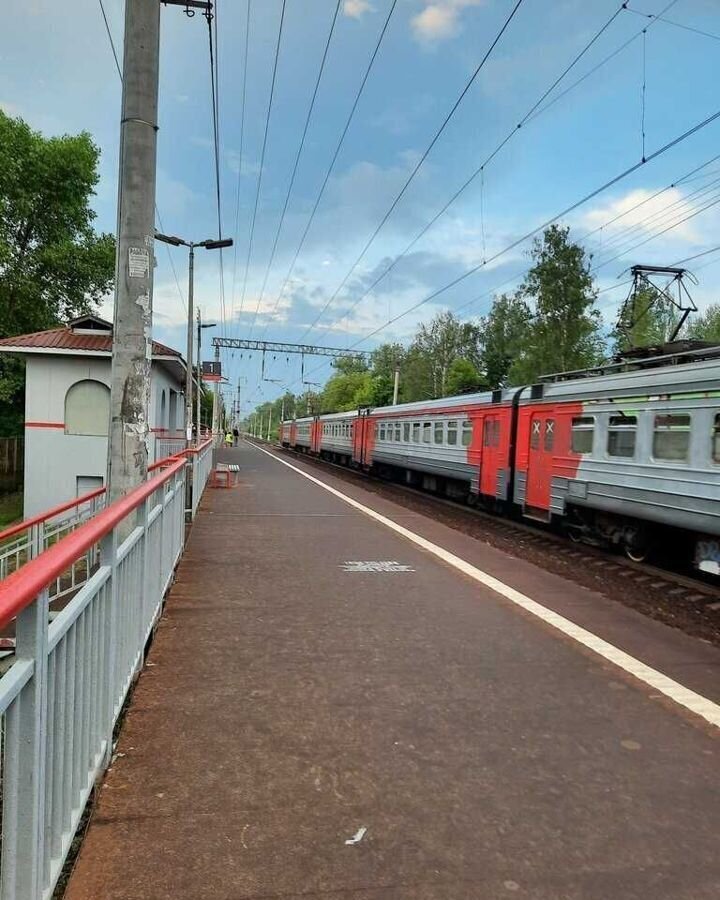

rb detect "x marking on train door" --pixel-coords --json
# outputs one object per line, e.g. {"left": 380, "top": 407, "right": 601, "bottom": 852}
{"left": 545, "top": 420, "right": 554, "bottom": 436}
{"left": 532, "top": 421, "right": 541, "bottom": 435}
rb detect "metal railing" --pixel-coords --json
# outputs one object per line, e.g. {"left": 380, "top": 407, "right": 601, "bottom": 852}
{"left": 0, "top": 490, "right": 106, "bottom": 597}
{"left": 0, "top": 455, "right": 187, "bottom": 899}
{"left": 189, "top": 437, "right": 214, "bottom": 518}
{"left": 154, "top": 435, "right": 186, "bottom": 462}
{"left": 0, "top": 437, "right": 217, "bottom": 600}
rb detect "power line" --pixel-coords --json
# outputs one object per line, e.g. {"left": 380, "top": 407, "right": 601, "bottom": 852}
{"left": 315, "top": 0, "right": 645, "bottom": 340}
{"left": 207, "top": 3, "right": 227, "bottom": 339}
{"left": 590, "top": 174, "right": 720, "bottom": 257}
{"left": 98, "top": 0, "right": 122, "bottom": 78}
{"left": 238, "top": 0, "right": 288, "bottom": 332}
{"left": 263, "top": 0, "right": 400, "bottom": 335}
{"left": 298, "top": 0, "right": 529, "bottom": 342}
{"left": 229, "top": 0, "right": 251, "bottom": 327}
{"left": 298, "top": 104, "right": 720, "bottom": 380}
{"left": 626, "top": 6, "right": 720, "bottom": 43}
{"left": 580, "top": 151, "right": 720, "bottom": 243}
{"left": 253, "top": 0, "right": 344, "bottom": 341}
{"left": 593, "top": 191, "right": 720, "bottom": 272}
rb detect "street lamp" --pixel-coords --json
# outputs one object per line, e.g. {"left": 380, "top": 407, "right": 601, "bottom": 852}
{"left": 155, "top": 232, "right": 233, "bottom": 446}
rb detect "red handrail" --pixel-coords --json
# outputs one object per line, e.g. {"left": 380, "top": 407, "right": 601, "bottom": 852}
{"left": 0, "top": 438, "right": 214, "bottom": 540}
{"left": 0, "top": 456, "right": 186, "bottom": 630}
{"left": 0, "top": 488, "right": 106, "bottom": 544}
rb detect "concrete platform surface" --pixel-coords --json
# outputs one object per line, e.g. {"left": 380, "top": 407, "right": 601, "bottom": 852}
{"left": 65, "top": 441, "right": 719, "bottom": 900}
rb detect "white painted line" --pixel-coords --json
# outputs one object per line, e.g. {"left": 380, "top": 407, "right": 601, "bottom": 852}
{"left": 252, "top": 443, "right": 720, "bottom": 729}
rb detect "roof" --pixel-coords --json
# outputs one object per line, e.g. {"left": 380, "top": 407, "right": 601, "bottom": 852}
{"left": 0, "top": 320, "right": 182, "bottom": 359}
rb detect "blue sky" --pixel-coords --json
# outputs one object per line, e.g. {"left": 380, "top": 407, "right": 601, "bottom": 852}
{"left": 2, "top": 0, "right": 720, "bottom": 413}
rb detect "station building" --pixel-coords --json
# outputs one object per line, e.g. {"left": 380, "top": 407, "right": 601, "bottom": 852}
{"left": 0, "top": 315, "right": 187, "bottom": 517}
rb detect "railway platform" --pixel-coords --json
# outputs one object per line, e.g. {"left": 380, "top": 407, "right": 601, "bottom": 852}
{"left": 65, "top": 440, "right": 719, "bottom": 900}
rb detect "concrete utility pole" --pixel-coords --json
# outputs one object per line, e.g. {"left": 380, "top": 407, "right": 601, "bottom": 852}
{"left": 211, "top": 344, "right": 221, "bottom": 436}
{"left": 107, "top": 0, "right": 161, "bottom": 502}
{"left": 196, "top": 309, "right": 217, "bottom": 440}
{"left": 393, "top": 363, "right": 400, "bottom": 405}
{"left": 108, "top": 0, "right": 216, "bottom": 498}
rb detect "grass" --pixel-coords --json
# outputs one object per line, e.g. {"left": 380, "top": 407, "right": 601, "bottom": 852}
{"left": 0, "top": 492, "right": 23, "bottom": 530}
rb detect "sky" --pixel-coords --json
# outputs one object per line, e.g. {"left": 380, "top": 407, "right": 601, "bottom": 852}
{"left": 2, "top": 0, "right": 720, "bottom": 414}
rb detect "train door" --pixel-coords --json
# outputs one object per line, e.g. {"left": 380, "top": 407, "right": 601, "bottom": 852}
{"left": 479, "top": 415, "right": 499, "bottom": 497}
{"left": 352, "top": 410, "right": 370, "bottom": 465}
{"left": 525, "top": 412, "right": 554, "bottom": 514}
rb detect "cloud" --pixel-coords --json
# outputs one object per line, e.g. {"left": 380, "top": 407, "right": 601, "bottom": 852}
{"left": 343, "top": 0, "right": 373, "bottom": 19}
{"left": 411, "top": 0, "right": 484, "bottom": 44}
{"left": 580, "top": 187, "right": 706, "bottom": 246}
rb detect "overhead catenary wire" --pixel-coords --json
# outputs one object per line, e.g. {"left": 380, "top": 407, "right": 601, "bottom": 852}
{"left": 252, "top": 0, "right": 344, "bottom": 341}
{"left": 229, "top": 0, "right": 251, "bottom": 328}
{"left": 297, "top": 0, "right": 529, "bottom": 342}
{"left": 207, "top": 3, "right": 228, "bottom": 341}
{"left": 238, "top": 0, "right": 288, "bottom": 332}
{"left": 313, "top": 0, "right": 661, "bottom": 342}
{"left": 262, "top": 0, "right": 401, "bottom": 336}
{"left": 292, "top": 103, "right": 720, "bottom": 387}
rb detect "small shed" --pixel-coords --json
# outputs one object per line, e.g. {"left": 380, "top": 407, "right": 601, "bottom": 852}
{"left": 0, "top": 315, "right": 187, "bottom": 517}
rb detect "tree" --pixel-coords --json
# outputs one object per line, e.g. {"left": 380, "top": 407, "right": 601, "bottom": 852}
{"left": 686, "top": 304, "right": 720, "bottom": 342}
{"left": 614, "top": 286, "right": 681, "bottom": 353}
{"left": 479, "top": 292, "right": 532, "bottom": 388}
{"left": 509, "top": 225, "right": 605, "bottom": 383}
{"left": 445, "top": 357, "right": 484, "bottom": 395}
{"left": 409, "top": 311, "right": 482, "bottom": 398}
{"left": 0, "top": 111, "right": 115, "bottom": 433}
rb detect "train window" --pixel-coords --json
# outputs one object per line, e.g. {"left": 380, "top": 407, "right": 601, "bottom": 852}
{"left": 434, "top": 422, "right": 444, "bottom": 444}
{"left": 403, "top": 423, "right": 410, "bottom": 442}
{"left": 395, "top": 423, "right": 402, "bottom": 441}
{"left": 544, "top": 419, "right": 555, "bottom": 452}
{"left": 713, "top": 414, "right": 720, "bottom": 462}
{"left": 462, "top": 420, "right": 473, "bottom": 447}
{"left": 571, "top": 417, "right": 594, "bottom": 454}
{"left": 412, "top": 422, "right": 420, "bottom": 443}
{"left": 653, "top": 414, "right": 691, "bottom": 461}
{"left": 423, "top": 422, "right": 432, "bottom": 443}
{"left": 607, "top": 415, "right": 637, "bottom": 458}
{"left": 530, "top": 419, "right": 540, "bottom": 450}
{"left": 447, "top": 421, "right": 458, "bottom": 445}
{"left": 379, "top": 424, "right": 386, "bottom": 441}
{"left": 483, "top": 419, "right": 498, "bottom": 448}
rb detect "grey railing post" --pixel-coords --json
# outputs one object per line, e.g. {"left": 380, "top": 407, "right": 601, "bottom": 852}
{"left": 138, "top": 492, "right": 151, "bottom": 671}
{"left": 100, "top": 526, "right": 119, "bottom": 764}
{"left": 6, "top": 588, "right": 50, "bottom": 898}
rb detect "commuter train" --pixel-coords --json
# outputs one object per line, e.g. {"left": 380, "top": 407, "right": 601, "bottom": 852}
{"left": 279, "top": 345, "right": 720, "bottom": 574}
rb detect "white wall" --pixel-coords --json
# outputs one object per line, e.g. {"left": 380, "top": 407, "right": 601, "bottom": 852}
{"left": 23, "top": 354, "right": 184, "bottom": 518}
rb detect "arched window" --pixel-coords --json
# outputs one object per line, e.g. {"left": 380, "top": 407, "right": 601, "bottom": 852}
{"left": 65, "top": 380, "right": 110, "bottom": 436}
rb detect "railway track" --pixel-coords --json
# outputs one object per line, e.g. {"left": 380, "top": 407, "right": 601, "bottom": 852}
{"left": 256, "top": 439, "right": 720, "bottom": 647}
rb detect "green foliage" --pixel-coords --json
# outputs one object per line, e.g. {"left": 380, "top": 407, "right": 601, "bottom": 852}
{"left": 508, "top": 225, "right": 604, "bottom": 383}
{"left": 445, "top": 357, "right": 484, "bottom": 395}
{"left": 0, "top": 491, "right": 22, "bottom": 529}
{"left": 686, "top": 303, "right": 720, "bottom": 342}
{"left": 0, "top": 110, "right": 115, "bottom": 433}
{"left": 478, "top": 292, "right": 532, "bottom": 388}
{"left": 247, "top": 227, "right": 615, "bottom": 422}
{"left": 615, "top": 286, "right": 681, "bottom": 353}
{"left": 410, "top": 311, "right": 482, "bottom": 398}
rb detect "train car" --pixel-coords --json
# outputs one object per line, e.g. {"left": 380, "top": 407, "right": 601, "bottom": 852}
{"left": 292, "top": 416, "right": 313, "bottom": 452}
{"left": 362, "top": 392, "right": 516, "bottom": 506}
{"left": 318, "top": 410, "right": 357, "bottom": 463}
{"left": 514, "top": 347, "right": 720, "bottom": 567}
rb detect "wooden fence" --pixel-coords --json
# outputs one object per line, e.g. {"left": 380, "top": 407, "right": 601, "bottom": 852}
{"left": 0, "top": 437, "right": 23, "bottom": 493}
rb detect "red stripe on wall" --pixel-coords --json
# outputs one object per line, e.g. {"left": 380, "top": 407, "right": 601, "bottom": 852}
{"left": 25, "top": 422, "right": 65, "bottom": 429}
